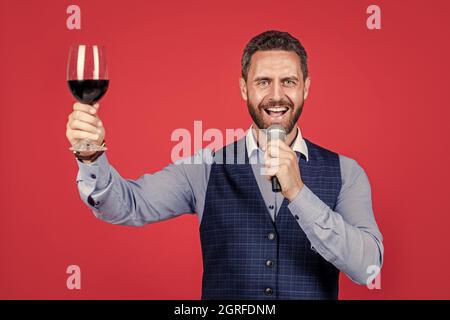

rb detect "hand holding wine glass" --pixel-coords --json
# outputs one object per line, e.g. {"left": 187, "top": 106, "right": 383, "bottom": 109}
{"left": 66, "top": 44, "right": 109, "bottom": 153}
{"left": 66, "top": 101, "right": 105, "bottom": 157}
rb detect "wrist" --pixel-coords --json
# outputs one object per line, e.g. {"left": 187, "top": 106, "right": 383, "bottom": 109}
{"left": 286, "top": 182, "right": 304, "bottom": 202}
{"left": 74, "top": 140, "right": 106, "bottom": 163}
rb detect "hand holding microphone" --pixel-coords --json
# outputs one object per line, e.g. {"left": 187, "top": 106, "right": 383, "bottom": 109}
{"left": 264, "top": 125, "right": 304, "bottom": 201}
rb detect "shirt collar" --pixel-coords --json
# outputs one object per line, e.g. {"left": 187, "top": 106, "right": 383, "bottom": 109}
{"left": 245, "top": 125, "right": 309, "bottom": 161}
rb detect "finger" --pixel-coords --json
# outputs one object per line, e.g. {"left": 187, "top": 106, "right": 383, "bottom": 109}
{"left": 266, "top": 139, "right": 291, "bottom": 152}
{"left": 73, "top": 102, "right": 97, "bottom": 115}
{"left": 265, "top": 157, "right": 290, "bottom": 168}
{"left": 265, "top": 145, "right": 295, "bottom": 160}
{"left": 71, "top": 110, "right": 101, "bottom": 127}
{"left": 264, "top": 166, "right": 279, "bottom": 178}
{"left": 69, "top": 129, "right": 100, "bottom": 141}
{"left": 70, "top": 119, "right": 102, "bottom": 135}
{"left": 259, "top": 166, "right": 274, "bottom": 179}
{"left": 266, "top": 163, "right": 290, "bottom": 175}
{"left": 266, "top": 145, "right": 280, "bottom": 158}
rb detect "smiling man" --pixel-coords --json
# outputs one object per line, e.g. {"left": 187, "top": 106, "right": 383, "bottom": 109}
{"left": 67, "top": 30, "right": 384, "bottom": 300}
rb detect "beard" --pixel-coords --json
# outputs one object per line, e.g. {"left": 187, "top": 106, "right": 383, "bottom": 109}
{"left": 246, "top": 94, "right": 304, "bottom": 134}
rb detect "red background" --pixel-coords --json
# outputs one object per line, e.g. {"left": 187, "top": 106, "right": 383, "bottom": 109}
{"left": 1, "top": 0, "right": 449, "bottom": 299}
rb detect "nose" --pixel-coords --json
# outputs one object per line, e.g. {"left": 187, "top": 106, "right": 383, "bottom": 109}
{"left": 269, "top": 80, "right": 283, "bottom": 101}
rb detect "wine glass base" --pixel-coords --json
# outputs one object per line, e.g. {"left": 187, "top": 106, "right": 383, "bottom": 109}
{"left": 69, "top": 143, "right": 107, "bottom": 153}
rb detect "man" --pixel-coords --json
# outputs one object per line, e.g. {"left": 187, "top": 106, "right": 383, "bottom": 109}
{"left": 66, "top": 30, "right": 383, "bottom": 299}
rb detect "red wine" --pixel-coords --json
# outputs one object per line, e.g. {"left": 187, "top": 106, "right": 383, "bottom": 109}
{"left": 68, "top": 79, "right": 109, "bottom": 105}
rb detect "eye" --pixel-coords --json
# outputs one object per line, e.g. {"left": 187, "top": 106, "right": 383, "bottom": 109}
{"left": 283, "top": 79, "right": 296, "bottom": 86}
{"left": 258, "top": 80, "right": 269, "bottom": 87}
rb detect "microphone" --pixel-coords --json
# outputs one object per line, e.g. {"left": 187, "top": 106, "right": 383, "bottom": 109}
{"left": 266, "top": 124, "right": 286, "bottom": 193}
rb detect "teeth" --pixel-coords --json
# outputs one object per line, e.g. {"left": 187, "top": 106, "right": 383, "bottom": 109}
{"left": 266, "top": 107, "right": 288, "bottom": 112}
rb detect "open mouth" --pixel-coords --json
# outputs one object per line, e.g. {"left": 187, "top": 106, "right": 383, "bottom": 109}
{"left": 263, "top": 106, "right": 289, "bottom": 117}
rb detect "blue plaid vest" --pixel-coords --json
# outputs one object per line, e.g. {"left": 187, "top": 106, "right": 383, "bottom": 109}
{"left": 200, "top": 137, "right": 342, "bottom": 299}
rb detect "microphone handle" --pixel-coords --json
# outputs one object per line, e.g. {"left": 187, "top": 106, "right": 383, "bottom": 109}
{"left": 271, "top": 176, "right": 282, "bottom": 192}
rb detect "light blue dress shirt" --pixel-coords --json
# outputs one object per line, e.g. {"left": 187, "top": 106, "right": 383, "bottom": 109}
{"left": 75, "top": 126, "right": 384, "bottom": 285}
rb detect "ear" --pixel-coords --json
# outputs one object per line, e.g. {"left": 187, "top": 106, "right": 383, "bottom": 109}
{"left": 239, "top": 77, "right": 248, "bottom": 101}
{"left": 303, "top": 77, "right": 311, "bottom": 100}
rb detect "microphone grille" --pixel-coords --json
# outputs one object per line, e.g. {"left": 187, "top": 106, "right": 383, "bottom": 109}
{"left": 267, "top": 124, "right": 286, "bottom": 142}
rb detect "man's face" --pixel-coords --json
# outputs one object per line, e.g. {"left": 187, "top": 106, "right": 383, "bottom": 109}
{"left": 239, "top": 50, "right": 311, "bottom": 134}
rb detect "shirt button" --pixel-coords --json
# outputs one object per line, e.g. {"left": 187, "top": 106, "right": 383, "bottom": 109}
{"left": 265, "top": 287, "right": 273, "bottom": 296}
{"left": 90, "top": 174, "right": 97, "bottom": 179}
{"left": 268, "top": 205, "right": 274, "bottom": 210}
{"left": 265, "top": 260, "right": 274, "bottom": 267}
{"left": 267, "top": 232, "right": 276, "bottom": 240}
{"left": 295, "top": 215, "right": 299, "bottom": 220}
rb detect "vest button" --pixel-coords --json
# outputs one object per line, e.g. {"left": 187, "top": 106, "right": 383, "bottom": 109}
{"left": 267, "top": 232, "right": 276, "bottom": 240}
{"left": 265, "top": 260, "right": 274, "bottom": 267}
{"left": 265, "top": 287, "right": 273, "bottom": 296}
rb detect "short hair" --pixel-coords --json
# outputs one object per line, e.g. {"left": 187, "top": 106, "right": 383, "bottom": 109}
{"left": 241, "top": 30, "right": 308, "bottom": 82}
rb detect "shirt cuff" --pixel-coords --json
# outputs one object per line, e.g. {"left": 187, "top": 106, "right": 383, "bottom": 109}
{"left": 75, "top": 152, "right": 111, "bottom": 190}
{"left": 287, "top": 184, "right": 330, "bottom": 227}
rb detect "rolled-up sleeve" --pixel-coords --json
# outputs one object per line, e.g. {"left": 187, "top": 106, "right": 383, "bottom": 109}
{"left": 287, "top": 156, "right": 384, "bottom": 285}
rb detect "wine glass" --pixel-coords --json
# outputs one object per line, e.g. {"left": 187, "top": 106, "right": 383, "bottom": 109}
{"left": 67, "top": 44, "right": 109, "bottom": 152}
